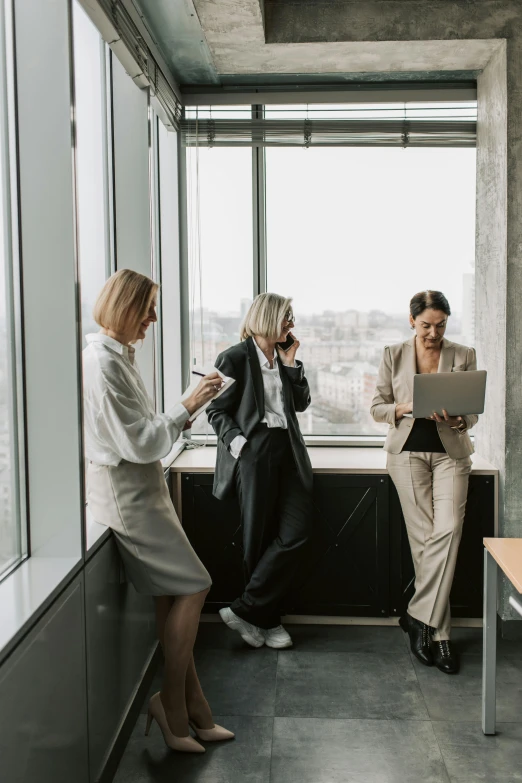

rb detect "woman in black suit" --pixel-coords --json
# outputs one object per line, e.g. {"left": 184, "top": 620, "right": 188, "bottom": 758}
{"left": 208, "top": 293, "right": 313, "bottom": 649}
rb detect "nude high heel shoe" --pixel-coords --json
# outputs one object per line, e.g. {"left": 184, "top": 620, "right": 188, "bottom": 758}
{"left": 145, "top": 692, "right": 205, "bottom": 753}
{"left": 188, "top": 720, "right": 235, "bottom": 742}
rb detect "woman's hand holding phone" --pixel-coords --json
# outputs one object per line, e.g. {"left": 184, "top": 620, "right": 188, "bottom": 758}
{"left": 183, "top": 372, "right": 223, "bottom": 417}
{"left": 277, "top": 332, "right": 300, "bottom": 366}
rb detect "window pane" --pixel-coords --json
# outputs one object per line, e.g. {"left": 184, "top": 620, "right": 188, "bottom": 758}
{"left": 264, "top": 102, "right": 477, "bottom": 121}
{"left": 73, "top": 0, "right": 109, "bottom": 346}
{"left": 186, "top": 147, "right": 253, "bottom": 434}
{"left": 266, "top": 147, "right": 476, "bottom": 436}
{"left": 73, "top": 1, "right": 110, "bottom": 549}
{"left": 0, "top": 2, "right": 23, "bottom": 578}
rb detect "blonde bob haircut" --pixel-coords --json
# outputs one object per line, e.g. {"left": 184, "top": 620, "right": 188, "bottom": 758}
{"left": 240, "top": 292, "right": 292, "bottom": 342}
{"left": 93, "top": 269, "right": 158, "bottom": 338}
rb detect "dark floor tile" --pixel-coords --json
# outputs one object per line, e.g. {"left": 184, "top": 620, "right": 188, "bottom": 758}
{"left": 195, "top": 621, "right": 255, "bottom": 651}
{"left": 433, "top": 721, "right": 522, "bottom": 782}
{"left": 446, "top": 627, "right": 522, "bottom": 658}
{"left": 412, "top": 654, "right": 522, "bottom": 722}
{"left": 193, "top": 647, "right": 278, "bottom": 717}
{"left": 114, "top": 715, "right": 273, "bottom": 783}
{"left": 282, "top": 624, "right": 409, "bottom": 654}
{"left": 271, "top": 717, "right": 450, "bottom": 783}
{"left": 275, "top": 651, "right": 429, "bottom": 720}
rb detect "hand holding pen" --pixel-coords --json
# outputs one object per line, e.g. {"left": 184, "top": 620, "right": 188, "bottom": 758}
{"left": 183, "top": 371, "right": 224, "bottom": 417}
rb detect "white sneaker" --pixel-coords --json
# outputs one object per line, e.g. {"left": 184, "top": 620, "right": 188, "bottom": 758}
{"left": 219, "top": 607, "right": 265, "bottom": 648}
{"left": 263, "top": 625, "right": 293, "bottom": 649}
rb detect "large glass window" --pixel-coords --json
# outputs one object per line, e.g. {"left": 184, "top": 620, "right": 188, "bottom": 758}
{"left": 73, "top": 0, "right": 111, "bottom": 548}
{"left": 0, "top": 0, "right": 24, "bottom": 578}
{"left": 73, "top": 0, "right": 110, "bottom": 346}
{"left": 266, "top": 146, "right": 476, "bottom": 436}
{"left": 186, "top": 145, "right": 253, "bottom": 434}
{"left": 183, "top": 101, "right": 477, "bottom": 439}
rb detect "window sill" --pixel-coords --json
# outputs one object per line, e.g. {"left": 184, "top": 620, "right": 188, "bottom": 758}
{"left": 187, "top": 433, "right": 388, "bottom": 448}
{"left": 187, "top": 434, "right": 475, "bottom": 448}
{"left": 170, "top": 445, "right": 496, "bottom": 475}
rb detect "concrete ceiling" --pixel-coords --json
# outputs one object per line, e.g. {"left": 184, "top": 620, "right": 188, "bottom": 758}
{"left": 132, "top": 0, "right": 500, "bottom": 87}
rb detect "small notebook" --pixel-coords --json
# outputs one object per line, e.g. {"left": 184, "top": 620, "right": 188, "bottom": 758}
{"left": 181, "top": 365, "right": 235, "bottom": 422}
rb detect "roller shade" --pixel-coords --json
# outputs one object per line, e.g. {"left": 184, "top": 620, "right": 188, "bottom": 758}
{"left": 81, "top": 0, "right": 182, "bottom": 129}
{"left": 181, "top": 104, "right": 477, "bottom": 148}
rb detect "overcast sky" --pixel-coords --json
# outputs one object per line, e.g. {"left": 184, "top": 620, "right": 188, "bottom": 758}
{"left": 187, "top": 145, "right": 476, "bottom": 320}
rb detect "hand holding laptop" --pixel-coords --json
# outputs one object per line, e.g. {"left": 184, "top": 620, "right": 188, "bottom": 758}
{"left": 428, "top": 409, "right": 464, "bottom": 429}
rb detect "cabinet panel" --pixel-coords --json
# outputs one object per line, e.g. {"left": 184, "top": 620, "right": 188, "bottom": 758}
{"left": 85, "top": 537, "right": 156, "bottom": 781}
{"left": 181, "top": 474, "right": 243, "bottom": 610}
{"left": 289, "top": 475, "right": 390, "bottom": 616}
{"left": 181, "top": 473, "right": 390, "bottom": 616}
{"left": 0, "top": 578, "right": 89, "bottom": 783}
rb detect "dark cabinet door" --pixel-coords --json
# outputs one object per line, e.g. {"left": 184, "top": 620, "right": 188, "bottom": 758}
{"left": 180, "top": 471, "right": 495, "bottom": 619}
{"left": 288, "top": 474, "right": 390, "bottom": 617}
{"left": 389, "top": 474, "right": 495, "bottom": 618}
{"left": 181, "top": 474, "right": 243, "bottom": 611}
{"left": 181, "top": 472, "right": 390, "bottom": 618}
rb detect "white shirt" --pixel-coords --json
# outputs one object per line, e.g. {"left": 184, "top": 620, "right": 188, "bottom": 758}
{"left": 82, "top": 333, "right": 189, "bottom": 465}
{"left": 229, "top": 339, "right": 290, "bottom": 459}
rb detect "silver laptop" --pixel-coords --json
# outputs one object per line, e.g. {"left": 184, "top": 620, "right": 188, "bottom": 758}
{"left": 412, "top": 370, "right": 487, "bottom": 419}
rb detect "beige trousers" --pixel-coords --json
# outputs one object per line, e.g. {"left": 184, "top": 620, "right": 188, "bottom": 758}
{"left": 387, "top": 451, "right": 472, "bottom": 641}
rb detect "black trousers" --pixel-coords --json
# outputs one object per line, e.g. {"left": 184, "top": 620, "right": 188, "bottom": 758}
{"left": 231, "top": 425, "right": 313, "bottom": 629}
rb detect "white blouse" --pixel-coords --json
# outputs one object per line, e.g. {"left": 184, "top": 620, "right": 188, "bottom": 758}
{"left": 229, "top": 338, "right": 291, "bottom": 459}
{"left": 82, "top": 333, "right": 189, "bottom": 465}
{"left": 254, "top": 338, "right": 288, "bottom": 430}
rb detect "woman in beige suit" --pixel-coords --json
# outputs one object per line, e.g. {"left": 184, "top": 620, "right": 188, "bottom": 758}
{"left": 371, "top": 290, "right": 477, "bottom": 675}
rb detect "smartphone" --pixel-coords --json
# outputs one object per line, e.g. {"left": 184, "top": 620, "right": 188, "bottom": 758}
{"left": 277, "top": 333, "right": 295, "bottom": 352}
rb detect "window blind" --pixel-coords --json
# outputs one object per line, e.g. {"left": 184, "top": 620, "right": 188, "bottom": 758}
{"left": 181, "top": 104, "right": 477, "bottom": 148}
{"left": 88, "top": 0, "right": 182, "bottom": 129}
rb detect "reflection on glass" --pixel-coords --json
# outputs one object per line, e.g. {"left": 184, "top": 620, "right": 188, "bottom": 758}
{"left": 0, "top": 64, "right": 17, "bottom": 577}
{"left": 73, "top": 0, "right": 109, "bottom": 346}
{"left": 186, "top": 147, "right": 253, "bottom": 434}
{"left": 266, "top": 147, "right": 476, "bottom": 436}
{"left": 264, "top": 102, "right": 478, "bottom": 121}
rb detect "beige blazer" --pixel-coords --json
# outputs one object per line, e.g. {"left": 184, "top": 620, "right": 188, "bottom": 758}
{"left": 370, "top": 337, "right": 478, "bottom": 459}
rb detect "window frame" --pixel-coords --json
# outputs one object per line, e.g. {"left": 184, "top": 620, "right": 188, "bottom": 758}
{"left": 179, "top": 100, "right": 478, "bottom": 445}
{"left": 0, "top": 0, "right": 27, "bottom": 582}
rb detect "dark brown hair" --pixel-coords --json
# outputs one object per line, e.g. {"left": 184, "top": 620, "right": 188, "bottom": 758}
{"left": 410, "top": 290, "right": 451, "bottom": 319}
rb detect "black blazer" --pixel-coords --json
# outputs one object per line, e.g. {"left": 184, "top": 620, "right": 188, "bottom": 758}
{"left": 207, "top": 336, "right": 313, "bottom": 500}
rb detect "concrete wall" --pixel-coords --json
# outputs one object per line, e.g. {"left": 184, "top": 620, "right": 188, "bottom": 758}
{"left": 475, "top": 44, "right": 507, "bottom": 523}
{"left": 263, "top": 0, "right": 522, "bottom": 621}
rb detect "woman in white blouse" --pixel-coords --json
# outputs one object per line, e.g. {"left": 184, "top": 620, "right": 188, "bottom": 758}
{"left": 83, "top": 269, "right": 233, "bottom": 754}
{"left": 207, "top": 293, "right": 314, "bottom": 651}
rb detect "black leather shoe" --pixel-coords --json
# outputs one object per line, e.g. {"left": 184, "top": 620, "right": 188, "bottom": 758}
{"left": 399, "top": 613, "right": 434, "bottom": 666}
{"left": 432, "top": 640, "right": 459, "bottom": 674}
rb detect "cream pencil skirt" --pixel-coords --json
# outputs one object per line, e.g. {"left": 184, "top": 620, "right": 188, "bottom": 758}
{"left": 87, "top": 460, "right": 211, "bottom": 596}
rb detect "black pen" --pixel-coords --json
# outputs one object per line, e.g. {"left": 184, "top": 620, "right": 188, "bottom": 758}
{"left": 192, "top": 370, "right": 205, "bottom": 377}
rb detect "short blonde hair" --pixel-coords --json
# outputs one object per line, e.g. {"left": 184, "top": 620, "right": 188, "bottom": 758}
{"left": 240, "top": 293, "right": 293, "bottom": 342}
{"left": 93, "top": 269, "right": 158, "bottom": 337}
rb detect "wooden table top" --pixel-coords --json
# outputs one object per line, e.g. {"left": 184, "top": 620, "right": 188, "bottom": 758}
{"left": 171, "top": 447, "right": 498, "bottom": 475}
{"left": 484, "top": 538, "right": 522, "bottom": 593}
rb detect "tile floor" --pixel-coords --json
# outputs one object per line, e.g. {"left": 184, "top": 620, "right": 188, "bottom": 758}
{"left": 113, "top": 624, "right": 522, "bottom": 783}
